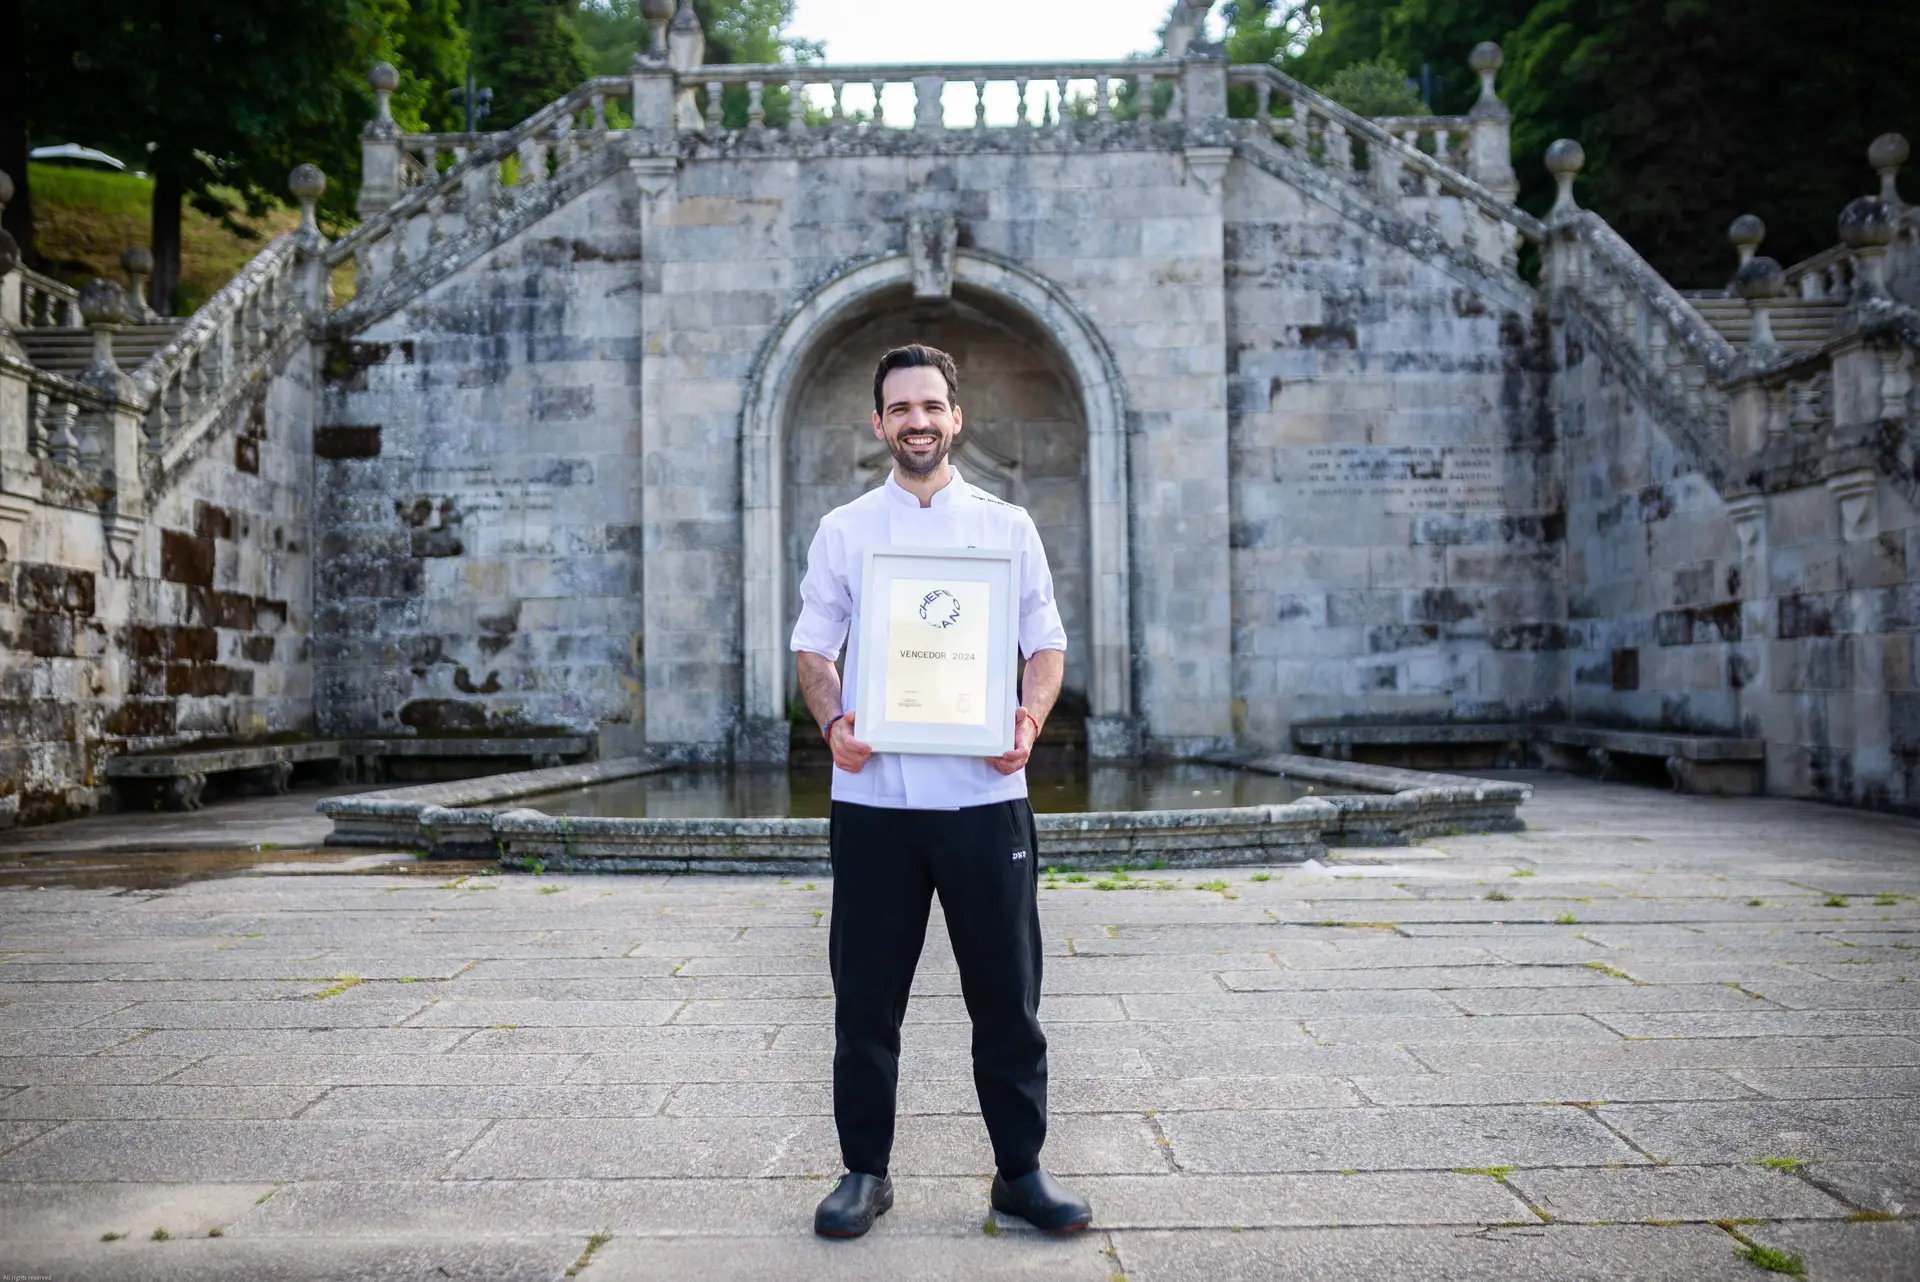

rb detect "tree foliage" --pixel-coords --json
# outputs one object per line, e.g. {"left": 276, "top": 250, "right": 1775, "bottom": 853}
{"left": 468, "top": 0, "right": 589, "bottom": 128}
{"left": 1322, "top": 59, "right": 1427, "bottom": 117}
{"left": 7, "top": 0, "right": 465, "bottom": 307}
{"left": 1262, "top": 0, "right": 1920, "bottom": 287}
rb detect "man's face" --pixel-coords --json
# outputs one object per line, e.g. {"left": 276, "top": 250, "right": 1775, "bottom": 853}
{"left": 873, "top": 364, "right": 962, "bottom": 476}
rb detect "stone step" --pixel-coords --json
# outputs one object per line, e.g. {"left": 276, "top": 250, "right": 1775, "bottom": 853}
{"left": 1685, "top": 297, "right": 1840, "bottom": 351}
{"left": 15, "top": 324, "right": 182, "bottom": 375}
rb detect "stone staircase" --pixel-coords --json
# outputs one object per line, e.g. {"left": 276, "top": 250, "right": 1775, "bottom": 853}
{"left": 15, "top": 323, "right": 182, "bottom": 375}
{"left": 1684, "top": 295, "right": 1842, "bottom": 352}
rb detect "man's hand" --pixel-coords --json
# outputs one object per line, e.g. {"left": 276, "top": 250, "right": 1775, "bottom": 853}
{"left": 987, "top": 706, "right": 1039, "bottom": 776}
{"left": 829, "top": 711, "right": 873, "bottom": 774}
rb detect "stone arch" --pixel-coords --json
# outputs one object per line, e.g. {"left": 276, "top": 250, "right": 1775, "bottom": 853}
{"left": 739, "top": 249, "right": 1131, "bottom": 749}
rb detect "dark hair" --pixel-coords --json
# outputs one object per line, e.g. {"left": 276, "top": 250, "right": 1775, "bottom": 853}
{"left": 872, "top": 344, "right": 959, "bottom": 414}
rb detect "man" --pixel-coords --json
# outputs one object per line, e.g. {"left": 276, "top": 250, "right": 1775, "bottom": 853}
{"left": 790, "top": 343, "right": 1091, "bottom": 1239}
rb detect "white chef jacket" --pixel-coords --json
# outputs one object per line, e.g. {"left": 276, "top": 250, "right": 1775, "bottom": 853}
{"left": 790, "top": 467, "right": 1069, "bottom": 810}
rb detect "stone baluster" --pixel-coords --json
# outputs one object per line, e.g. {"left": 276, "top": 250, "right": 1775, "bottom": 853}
{"left": 1735, "top": 254, "right": 1785, "bottom": 365}
{"left": 830, "top": 80, "right": 846, "bottom": 126}
{"left": 592, "top": 91, "right": 608, "bottom": 132}
{"left": 1055, "top": 76, "right": 1070, "bottom": 131}
{"left": 1326, "top": 117, "right": 1351, "bottom": 174}
{"left": 787, "top": 77, "right": 806, "bottom": 134}
{"left": 1167, "top": 76, "right": 1183, "bottom": 124}
{"left": 422, "top": 141, "right": 440, "bottom": 177}
{"left": 517, "top": 135, "right": 542, "bottom": 193}
{"left": 28, "top": 389, "right": 48, "bottom": 458}
{"left": 1098, "top": 75, "right": 1114, "bottom": 123}
{"left": 46, "top": 397, "right": 77, "bottom": 467}
{"left": 912, "top": 75, "right": 943, "bottom": 131}
{"left": 973, "top": 79, "right": 987, "bottom": 130}
{"left": 748, "top": 81, "right": 766, "bottom": 129}
{"left": 1371, "top": 130, "right": 1402, "bottom": 199}
{"left": 1016, "top": 77, "right": 1030, "bottom": 128}
{"left": 142, "top": 377, "right": 170, "bottom": 456}
{"left": 558, "top": 113, "right": 578, "bottom": 168}
{"left": 870, "top": 79, "right": 885, "bottom": 128}
{"left": 705, "top": 80, "right": 723, "bottom": 132}
{"left": 1869, "top": 132, "right": 1908, "bottom": 209}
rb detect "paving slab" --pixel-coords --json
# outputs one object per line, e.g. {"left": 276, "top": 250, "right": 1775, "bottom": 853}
{"left": 1598, "top": 1098, "right": 1920, "bottom": 1164}
{"left": 585, "top": 1232, "right": 1117, "bottom": 1281}
{"left": 0, "top": 1180, "right": 278, "bottom": 1241}
{"left": 1349, "top": 1070, "right": 1755, "bottom": 1106}
{"left": 1157, "top": 1105, "right": 1644, "bottom": 1173}
{"left": 1742, "top": 1220, "right": 1920, "bottom": 1282}
{"left": 1505, "top": 1163, "right": 1852, "bottom": 1223}
{"left": 0, "top": 1085, "right": 326, "bottom": 1120}
{"left": 1110, "top": 1223, "right": 1760, "bottom": 1281}
{"left": 1798, "top": 1161, "right": 1920, "bottom": 1215}
{"left": 0, "top": 1119, "right": 486, "bottom": 1181}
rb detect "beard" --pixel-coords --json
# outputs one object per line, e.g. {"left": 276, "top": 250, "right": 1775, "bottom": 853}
{"left": 888, "top": 428, "right": 952, "bottom": 476}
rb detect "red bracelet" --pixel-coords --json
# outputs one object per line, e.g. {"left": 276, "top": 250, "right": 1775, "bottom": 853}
{"left": 1017, "top": 709, "right": 1041, "bottom": 738}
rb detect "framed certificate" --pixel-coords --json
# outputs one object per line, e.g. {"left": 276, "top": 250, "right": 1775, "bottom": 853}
{"left": 854, "top": 545, "right": 1020, "bottom": 756}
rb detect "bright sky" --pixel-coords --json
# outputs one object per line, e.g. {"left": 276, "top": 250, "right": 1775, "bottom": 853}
{"left": 789, "top": 0, "right": 1210, "bottom": 65}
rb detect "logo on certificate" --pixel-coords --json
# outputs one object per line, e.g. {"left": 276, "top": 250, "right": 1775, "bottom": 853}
{"left": 918, "top": 588, "right": 962, "bottom": 630}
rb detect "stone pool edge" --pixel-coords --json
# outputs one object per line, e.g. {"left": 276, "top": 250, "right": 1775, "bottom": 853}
{"left": 314, "top": 754, "right": 1528, "bottom": 870}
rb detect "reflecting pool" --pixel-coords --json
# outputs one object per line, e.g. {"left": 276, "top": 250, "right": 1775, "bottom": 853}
{"left": 521, "top": 761, "right": 1329, "bottom": 820}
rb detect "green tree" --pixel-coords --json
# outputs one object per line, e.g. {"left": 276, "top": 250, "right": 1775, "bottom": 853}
{"left": 1322, "top": 59, "right": 1427, "bottom": 116}
{"left": 468, "top": 0, "right": 590, "bottom": 127}
{"left": 4, "top": 0, "right": 463, "bottom": 305}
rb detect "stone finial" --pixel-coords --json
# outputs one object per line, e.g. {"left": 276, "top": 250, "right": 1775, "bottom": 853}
{"left": 368, "top": 62, "right": 399, "bottom": 130}
{"left": 289, "top": 164, "right": 326, "bottom": 239}
{"left": 1839, "top": 194, "right": 1897, "bottom": 250}
{"left": 667, "top": 0, "right": 705, "bottom": 72}
{"left": 1734, "top": 255, "right": 1785, "bottom": 359}
{"left": 0, "top": 228, "right": 19, "bottom": 278}
{"left": 1839, "top": 194, "right": 1896, "bottom": 299}
{"left": 78, "top": 279, "right": 127, "bottom": 376}
{"left": 641, "top": 0, "right": 674, "bottom": 56}
{"left": 1468, "top": 42, "right": 1508, "bottom": 119}
{"left": 1728, "top": 214, "right": 1765, "bottom": 265}
{"left": 1868, "top": 132, "right": 1908, "bottom": 207}
{"left": 1545, "top": 138, "right": 1584, "bottom": 220}
{"left": 120, "top": 246, "right": 154, "bottom": 321}
{"left": 0, "top": 167, "right": 12, "bottom": 215}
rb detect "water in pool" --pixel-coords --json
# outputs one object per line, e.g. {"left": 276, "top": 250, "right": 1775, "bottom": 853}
{"left": 522, "top": 761, "right": 1326, "bottom": 820}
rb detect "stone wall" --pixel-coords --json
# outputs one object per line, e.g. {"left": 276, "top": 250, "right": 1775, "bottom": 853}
{"left": 1558, "top": 321, "right": 1920, "bottom": 809}
{"left": 314, "top": 191, "right": 649, "bottom": 753}
{"left": 0, "top": 355, "right": 316, "bottom": 825}
{"left": 1221, "top": 159, "right": 1566, "bottom": 750}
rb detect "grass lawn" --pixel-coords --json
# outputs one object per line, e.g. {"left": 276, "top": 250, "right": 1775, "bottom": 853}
{"left": 27, "top": 163, "right": 301, "bottom": 315}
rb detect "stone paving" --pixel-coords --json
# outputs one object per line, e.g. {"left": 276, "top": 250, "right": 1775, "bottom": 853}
{"left": 2, "top": 771, "right": 1919, "bottom": 1280}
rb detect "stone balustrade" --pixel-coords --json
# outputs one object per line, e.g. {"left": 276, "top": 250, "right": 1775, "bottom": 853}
{"left": 678, "top": 60, "right": 1185, "bottom": 133}
{"left": 22, "top": 371, "right": 110, "bottom": 474}
{"left": 6, "top": 266, "right": 81, "bottom": 329}
{"left": 339, "top": 76, "right": 632, "bottom": 300}
{"left": 1369, "top": 115, "right": 1472, "bottom": 169}
{"left": 135, "top": 235, "right": 307, "bottom": 469}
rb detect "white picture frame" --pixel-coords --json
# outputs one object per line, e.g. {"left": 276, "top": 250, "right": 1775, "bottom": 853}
{"left": 854, "top": 545, "right": 1020, "bottom": 756}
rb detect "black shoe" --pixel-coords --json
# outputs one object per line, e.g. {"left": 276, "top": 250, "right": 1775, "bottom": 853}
{"left": 814, "top": 1171, "right": 893, "bottom": 1239}
{"left": 990, "top": 1169, "right": 1092, "bottom": 1234}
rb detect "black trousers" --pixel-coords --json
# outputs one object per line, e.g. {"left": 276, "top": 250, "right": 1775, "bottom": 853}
{"left": 828, "top": 798, "right": 1048, "bottom": 1180}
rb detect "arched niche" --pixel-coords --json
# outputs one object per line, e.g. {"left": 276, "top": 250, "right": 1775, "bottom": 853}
{"left": 739, "top": 250, "right": 1132, "bottom": 756}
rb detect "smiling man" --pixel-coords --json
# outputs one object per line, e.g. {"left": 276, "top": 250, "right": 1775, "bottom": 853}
{"left": 789, "top": 344, "right": 1089, "bottom": 1239}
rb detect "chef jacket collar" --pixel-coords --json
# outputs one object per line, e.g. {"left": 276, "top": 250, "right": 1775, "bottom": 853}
{"left": 883, "top": 465, "right": 965, "bottom": 509}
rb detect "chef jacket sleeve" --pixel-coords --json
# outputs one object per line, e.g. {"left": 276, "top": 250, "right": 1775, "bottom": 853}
{"left": 790, "top": 521, "right": 852, "bottom": 660}
{"left": 1016, "top": 515, "right": 1069, "bottom": 659}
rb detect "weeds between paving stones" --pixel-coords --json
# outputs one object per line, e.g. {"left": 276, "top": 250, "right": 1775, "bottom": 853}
{"left": 151, "top": 1227, "right": 169, "bottom": 1241}
{"left": 565, "top": 1230, "right": 613, "bottom": 1277}
{"left": 101, "top": 1232, "right": 122, "bottom": 1241}
{"left": 1824, "top": 894, "right": 1849, "bottom": 908}
{"left": 1485, "top": 888, "right": 1512, "bottom": 901}
{"left": 311, "top": 975, "right": 363, "bottom": 1000}
{"left": 1875, "top": 892, "right": 1899, "bottom": 906}
{"left": 1756, "top": 1155, "right": 1800, "bottom": 1172}
{"left": 1848, "top": 1209, "right": 1899, "bottom": 1222}
{"left": 1555, "top": 910, "right": 1578, "bottom": 925}
{"left": 1748, "top": 897, "right": 1766, "bottom": 907}
{"left": 1511, "top": 868, "right": 1536, "bottom": 877}
{"left": 1251, "top": 873, "right": 1271, "bottom": 882}
{"left": 1737, "top": 1240, "right": 1806, "bottom": 1276}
